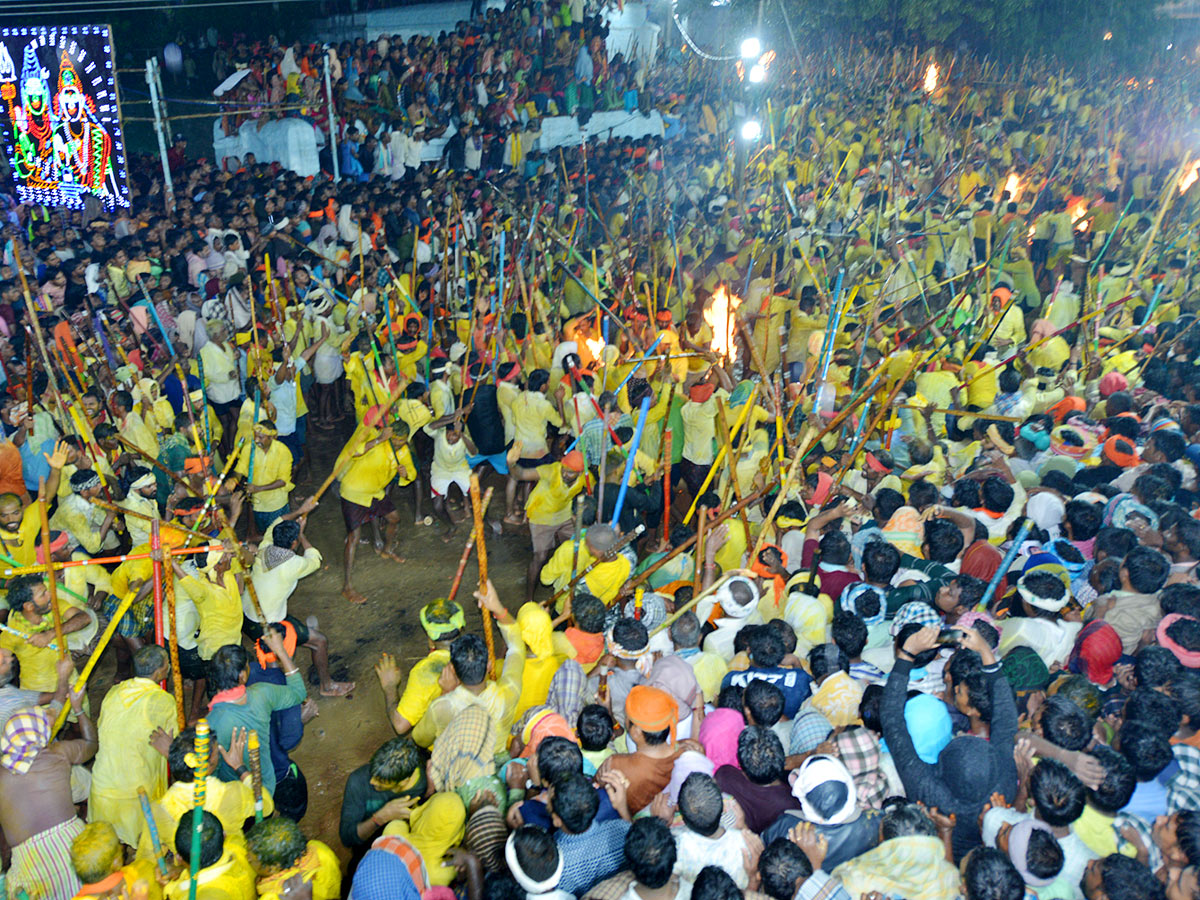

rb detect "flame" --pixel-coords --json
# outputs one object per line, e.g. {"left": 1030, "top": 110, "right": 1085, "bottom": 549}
{"left": 584, "top": 336, "right": 605, "bottom": 360}
{"left": 1068, "top": 200, "right": 1088, "bottom": 223}
{"left": 704, "top": 285, "right": 743, "bottom": 362}
{"left": 1002, "top": 173, "right": 1021, "bottom": 202}
{"left": 923, "top": 63, "right": 939, "bottom": 94}
{"left": 1179, "top": 160, "right": 1200, "bottom": 195}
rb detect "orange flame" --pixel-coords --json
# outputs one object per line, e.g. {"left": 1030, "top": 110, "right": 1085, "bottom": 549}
{"left": 704, "top": 285, "right": 743, "bottom": 362}
{"left": 923, "top": 63, "right": 939, "bottom": 94}
{"left": 1068, "top": 200, "right": 1088, "bottom": 223}
{"left": 1002, "top": 173, "right": 1021, "bottom": 201}
{"left": 584, "top": 336, "right": 605, "bottom": 361}
{"left": 1179, "top": 160, "right": 1200, "bottom": 195}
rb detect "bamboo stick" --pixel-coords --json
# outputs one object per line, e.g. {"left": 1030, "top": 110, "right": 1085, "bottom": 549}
{"left": 447, "top": 488, "right": 494, "bottom": 603}
{"left": 469, "top": 473, "right": 495, "bottom": 676}
{"left": 36, "top": 487, "right": 65, "bottom": 660}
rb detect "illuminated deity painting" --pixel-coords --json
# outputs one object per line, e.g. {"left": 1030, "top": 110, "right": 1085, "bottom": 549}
{"left": 0, "top": 26, "right": 129, "bottom": 209}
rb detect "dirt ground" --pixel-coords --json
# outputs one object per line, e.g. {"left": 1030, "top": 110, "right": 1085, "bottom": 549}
{"left": 83, "top": 418, "right": 529, "bottom": 871}
{"left": 282, "top": 424, "right": 529, "bottom": 867}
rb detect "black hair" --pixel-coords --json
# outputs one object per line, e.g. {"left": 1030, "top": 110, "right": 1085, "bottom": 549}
{"left": 1168, "top": 618, "right": 1200, "bottom": 655}
{"left": 963, "top": 847, "right": 1025, "bottom": 900}
{"left": 625, "top": 818, "right": 676, "bottom": 889}
{"left": 527, "top": 369, "right": 550, "bottom": 392}
{"left": 1170, "top": 673, "right": 1200, "bottom": 728}
{"left": 1125, "top": 688, "right": 1182, "bottom": 738}
{"left": 895, "top": 622, "right": 940, "bottom": 668}
{"left": 369, "top": 735, "right": 421, "bottom": 784}
{"left": 736, "top": 725, "right": 785, "bottom": 785}
{"left": 848, "top": 587, "right": 882, "bottom": 620}
{"left": 1123, "top": 546, "right": 1171, "bottom": 594}
{"left": 1162, "top": 583, "right": 1200, "bottom": 619}
{"left": 1177, "top": 811, "right": 1200, "bottom": 867}
{"left": 677, "top": 772, "right": 723, "bottom": 837}
{"left": 6, "top": 574, "right": 41, "bottom": 611}
{"left": 246, "top": 817, "right": 307, "bottom": 870}
{"left": 611, "top": 617, "right": 648, "bottom": 654}
{"left": 924, "top": 518, "right": 965, "bottom": 563}
{"left": 207, "top": 644, "right": 249, "bottom": 692}
{"left": 572, "top": 593, "right": 606, "bottom": 634}
{"left": 831, "top": 610, "right": 867, "bottom": 658}
{"left": 1094, "top": 526, "right": 1137, "bottom": 561}
{"left": 758, "top": 838, "right": 812, "bottom": 900}
{"left": 862, "top": 541, "right": 901, "bottom": 583}
{"left": 874, "top": 487, "right": 906, "bottom": 520}
{"left": 744, "top": 679, "right": 785, "bottom": 727}
{"left": 577, "top": 705, "right": 615, "bottom": 752}
{"left": 880, "top": 802, "right": 937, "bottom": 839}
{"left": 907, "top": 480, "right": 939, "bottom": 510}
{"left": 511, "top": 826, "right": 559, "bottom": 884}
{"left": 951, "top": 479, "right": 981, "bottom": 509}
{"left": 817, "top": 530, "right": 851, "bottom": 566}
{"left": 1065, "top": 500, "right": 1104, "bottom": 541}
{"left": 450, "top": 633, "right": 489, "bottom": 685}
{"left": 1086, "top": 745, "right": 1137, "bottom": 813}
{"left": 691, "top": 866, "right": 742, "bottom": 900}
{"left": 1091, "top": 854, "right": 1166, "bottom": 900}
{"left": 959, "top": 671, "right": 993, "bottom": 722}
{"left": 551, "top": 773, "right": 599, "bottom": 834}
{"left": 272, "top": 520, "right": 301, "bottom": 549}
{"left": 716, "top": 684, "right": 744, "bottom": 711}
{"left": 809, "top": 643, "right": 849, "bottom": 682}
{"left": 1029, "top": 759, "right": 1086, "bottom": 827}
{"left": 747, "top": 626, "right": 785, "bottom": 668}
{"left": 1024, "top": 828, "right": 1065, "bottom": 882}
{"left": 175, "top": 810, "right": 223, "bottom": 868}
{"left": 766, "top": 618, "right": 798, "bottom": 655}
{"left": 536, "top": 736, "right": 584, "bottom": 787}
{"left": 1118, "top": 719, "right": 1174, "bottom": 781}
{"left": 981, "top": 476, "right": 1014, "bottom": 514}
{"left": 1040, "top": 696, "right": 1093, "bottom": 751}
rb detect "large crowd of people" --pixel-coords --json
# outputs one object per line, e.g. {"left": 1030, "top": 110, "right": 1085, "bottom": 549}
{"left": 2, "top": 2, "right": 1200, "bottom": 899}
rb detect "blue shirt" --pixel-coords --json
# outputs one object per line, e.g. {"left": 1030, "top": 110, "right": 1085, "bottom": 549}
{"left": 556, "top": 818, "right": 630, "bottom": 896}
{"left": 19, "top": 437, "right": 57, "bottom": 493}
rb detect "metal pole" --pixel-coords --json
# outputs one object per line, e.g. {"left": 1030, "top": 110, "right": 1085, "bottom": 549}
{"left": 325, "top": 50, "right": 340, "bottom": 182}
{"left": 153, "top": 56, "right": 175, "bottom": 145}
{"left": 146, "top": 59, "right": 175, "bottom": 213}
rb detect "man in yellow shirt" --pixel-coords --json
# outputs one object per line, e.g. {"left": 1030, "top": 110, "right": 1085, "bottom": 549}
{"left": 0, "top": 573, "right": 93, "bottom": 694}
{"left": 411, "top": 580, "right": 525, "bottom": 755}
{"left": 248, "top": 817, "right": 342, "bottom": 900}
{"left": 110, "top": 389, "right": 160, "bottom": 460}
{"left": 375, "top": 598, "right": 464, "bottom": 736}
{"left": 503, "top": 369, "right": 565, "bottom": 525}
{"left": 679, "top": 370, "right": 735, "bottom": 497}
{"left": 233, "top": 420, "right": 294, "bottom": 534}
{"left": 523, "top": 449, "right": 586, "bottom": 604}
{"left": 339, "top": 422, "right": 409, "bottom": 605}
{"left": 540, "top": 522, "right": 632, "bottom": 607}
{"left": 87, "top": 646, "right": 176, "bottom": 847}
{"left": 70, "top": 821, "right": 163, "bottom": 900}
{"left": 164, "top": 811, "right": 257, "bottom": 900}
{"left": 176, "top": 546, "right": 243, "bottom": 662}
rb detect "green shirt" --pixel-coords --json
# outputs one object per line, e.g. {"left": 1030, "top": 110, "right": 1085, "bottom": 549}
{"left": 208, "top": 670, "right": 306, "bottom": 793}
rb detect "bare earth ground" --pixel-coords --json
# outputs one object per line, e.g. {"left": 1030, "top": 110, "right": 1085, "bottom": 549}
{"left": 85, "top": 420, "right": 529, "bottom": 871}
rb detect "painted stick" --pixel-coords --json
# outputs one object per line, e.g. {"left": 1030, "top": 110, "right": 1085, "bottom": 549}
{"left": 248, "top": 730, "right": 264, "bottom": 823}
{"left": 469, "top": 473, "right": 495, "bottom": 675}
{"left": 977, "top": 520, "right": 1032, "bottom": 612}
{"left": 187, "top": 720, "right": 210, "bottom": 900}
{"left": 36, "top": 488, "right": 65, "bottom": 661}
{"left": 446, "top": 488, "right": 494, "bottom": 603}
{"left": 138, "top": 787, "right": 171, "bottom": 877}
{"left": 163, "top": 552, "right": 185, "bottom": 731}
{"left": 2, "top": 545, "right": 221, "bottom": 578}
{"left": 611, "top": 394, "right": 653, "bottom": 526}
{"left": 693, "top": 507, "right": 707, "bottom": 596}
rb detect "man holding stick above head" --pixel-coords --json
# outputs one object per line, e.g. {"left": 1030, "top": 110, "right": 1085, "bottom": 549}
{"left": 233, "top": 419, "right": 294, "bottom": 536}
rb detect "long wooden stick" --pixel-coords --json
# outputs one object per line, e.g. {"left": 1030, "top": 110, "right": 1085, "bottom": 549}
{"left": 90, "top": 500, "right": 213, "bottom": 544}
{"left": 469, "top": 473, "right": 495, "bottom": 675}
{"left": 117, "top": 435, "right": 196, "bottom": 493}
{"left": 447, "top": 488, "right": 494, "bottom": 603}
{"left": 693, "top": 507, "right": 707, "bottom": 596}
{"left": 36, "top": 486, "right": 65, "bottom": 660}
{"left": 138, "top": 787, "right": 171, "bottom": 877}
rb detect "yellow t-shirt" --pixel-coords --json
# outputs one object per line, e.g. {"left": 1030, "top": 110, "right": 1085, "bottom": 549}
{"left": 182, "top": 571, "right": 243, "bottom": 659}
{"left": 680, "top": 390, "right": 730, "bottom": 465}
{"left": 395, "top": 649, "right": 451, "bottom": 727}
{"left": 256, "top": 841, "right": 342, "bottom": 900}
{"left": 509, "top": 391, "right": 563, "bottom": 457}
{"left": 340, "top": 441, "right": 399, "bottom": 508}
{"left": 525, "top": 464, "right": 584, "bottom": 527}
{"left": 236, "top": 440, "right": 293, "bottom": 512}
{"left": 539, "top": 539, "right": 631, "bottom": 605}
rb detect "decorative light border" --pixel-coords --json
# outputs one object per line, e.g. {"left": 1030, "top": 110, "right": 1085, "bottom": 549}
{"left": 0, "top": 24, "right": 131, "bottom": 210}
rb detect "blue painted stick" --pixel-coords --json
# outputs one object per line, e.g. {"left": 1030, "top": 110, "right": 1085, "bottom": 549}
{"left": 613, "top": 333, "right": 666, "bottom": 397}
{"left": 977, "top": 520, "right": 1032, "bottom": 612}
{"left": 611, "top": 394, "right": 653, "bottom": 526}
{"left": 246, "top": 386, "right": 262, "bottom": 482}
{"left": 138, "top": 787, "right": 170, "bottom": 876}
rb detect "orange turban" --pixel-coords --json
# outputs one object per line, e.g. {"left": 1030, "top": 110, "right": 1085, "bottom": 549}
{"left": 624, "top": 685, "right": 678, "bottom": 742}
{"left": 1049, "top": 396, "right": 1085, "bottom": 423}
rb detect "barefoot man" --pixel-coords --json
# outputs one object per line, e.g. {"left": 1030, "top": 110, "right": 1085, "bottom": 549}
{"left": 339, "top": 418, "right": 410, "bottom": 605}
{"left": 245, "top": 496, "right": 355, "bottom": 697}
